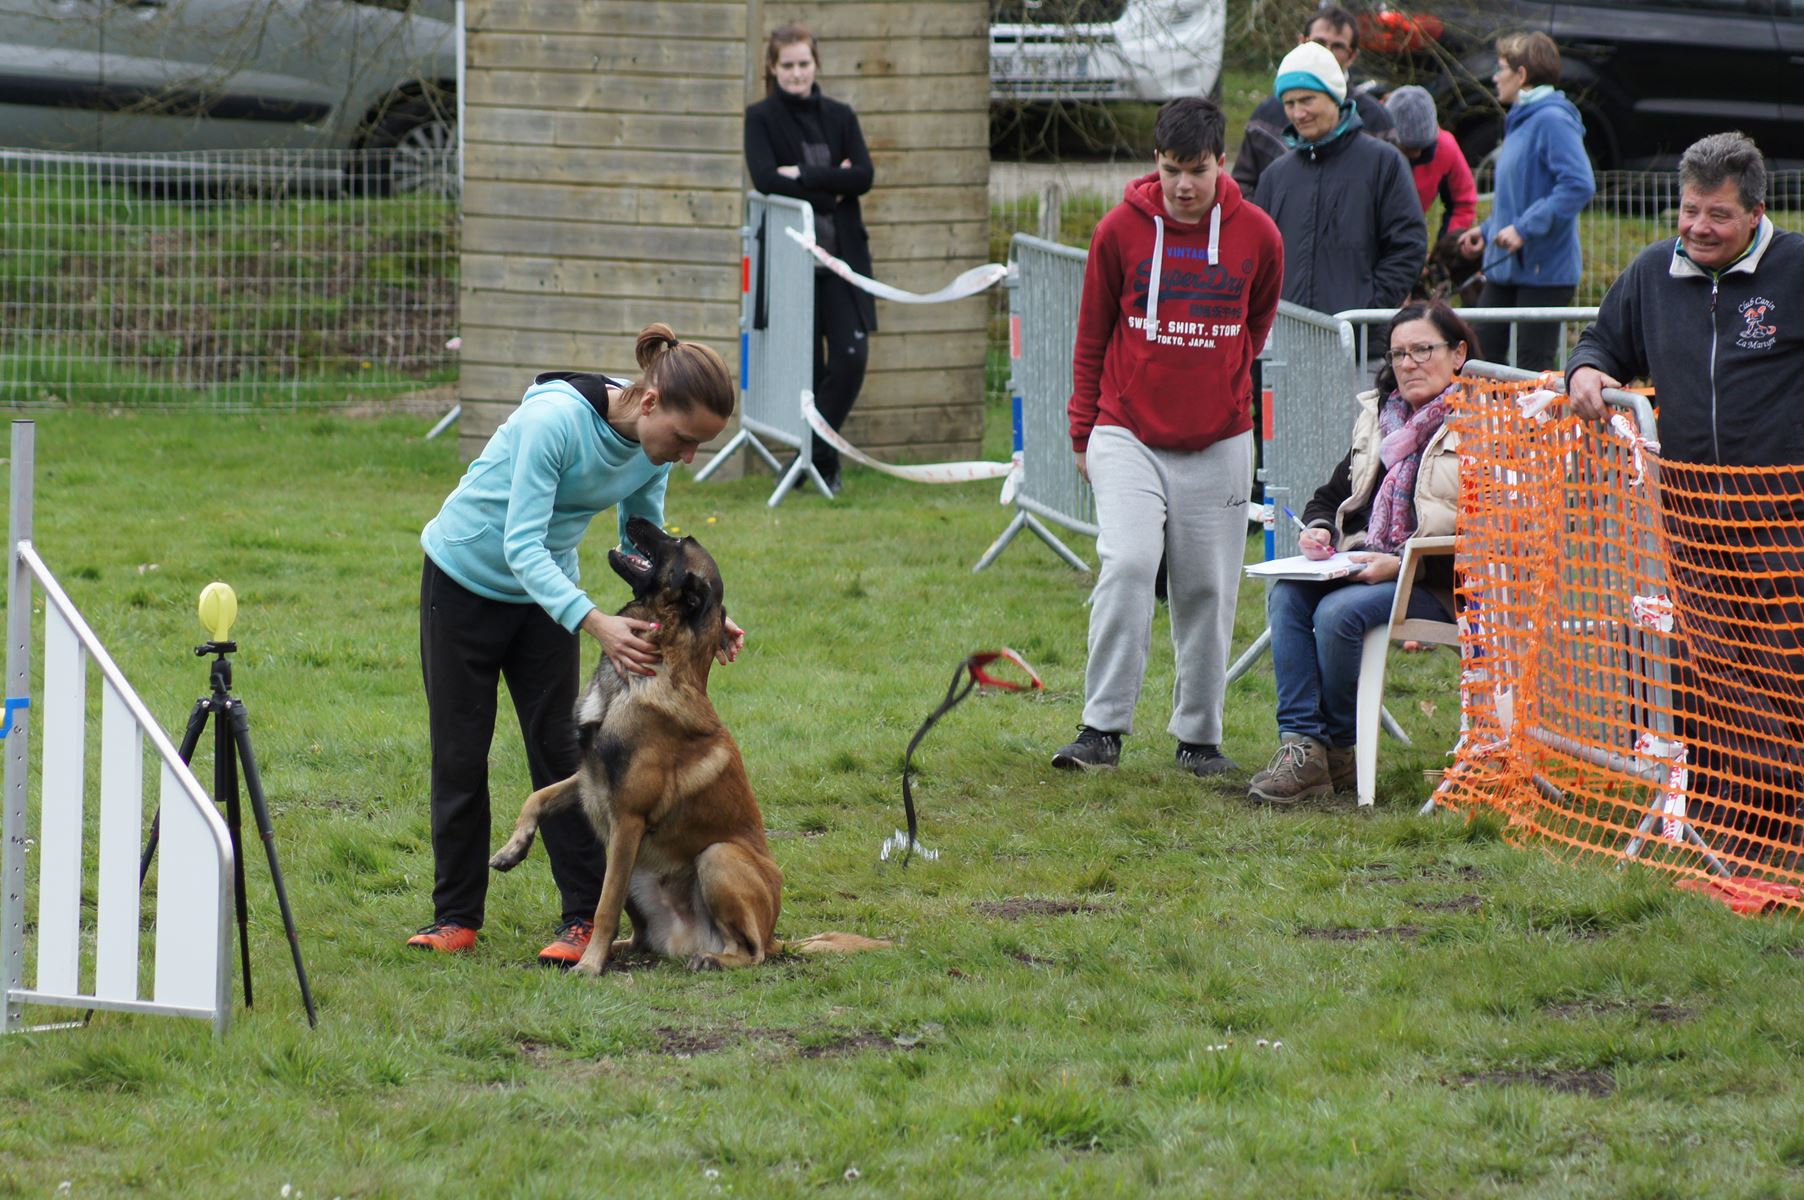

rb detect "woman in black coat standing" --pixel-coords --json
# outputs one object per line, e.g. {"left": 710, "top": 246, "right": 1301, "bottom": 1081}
{"left": 744, "top": 24, "right": 876, "bottom": 495}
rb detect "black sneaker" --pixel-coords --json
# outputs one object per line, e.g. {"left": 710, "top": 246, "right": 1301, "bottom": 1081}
{"left": 1051, "top": 725, "right": 1121, "bottom": 769}
{"left": 1176, "top": 742, "right": 1240, "bottom": 778}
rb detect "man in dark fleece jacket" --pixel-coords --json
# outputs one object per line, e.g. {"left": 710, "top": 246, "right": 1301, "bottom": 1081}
{"left": 1051, "top": 97, "right": 1284, "bottom": 779}
{"left": 1252, "top": 41, "right": 1424, "bottom": 318}
{"left": 1568, "top": 132, "right": 1804, "bottom": 873}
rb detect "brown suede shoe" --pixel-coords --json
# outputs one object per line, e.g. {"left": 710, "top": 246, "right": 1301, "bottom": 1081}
{"left": 1248, "top": 735, "right": 1332, "bottom": 807}
{"left": 1326, "top": 746, "right": 1357, "bottom": 794}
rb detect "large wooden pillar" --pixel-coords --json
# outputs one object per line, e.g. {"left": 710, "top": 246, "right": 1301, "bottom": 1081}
{"left": 459, "top": 0, "right": 990, "bottom": 464}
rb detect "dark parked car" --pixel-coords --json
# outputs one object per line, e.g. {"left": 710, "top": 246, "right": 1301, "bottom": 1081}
{"left": 1356, "top": 1, "right": 1804, "bottom": 171}
{"left": 0, "top": 0, "right": 455, "bottom": 190}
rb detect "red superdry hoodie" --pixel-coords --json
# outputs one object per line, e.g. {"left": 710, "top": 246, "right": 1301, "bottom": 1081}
{"left": 1069, "top": 171, "right": 1284, "bottom": 452}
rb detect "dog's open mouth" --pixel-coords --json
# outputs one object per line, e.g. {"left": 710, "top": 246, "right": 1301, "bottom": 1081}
{"left": 607, "top": 541, "right": 654, "bottom": 586}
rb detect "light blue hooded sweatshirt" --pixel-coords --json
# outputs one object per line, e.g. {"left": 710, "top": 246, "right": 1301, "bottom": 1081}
{"left": 420, "top": 376, "right": 669, "bottom": 632}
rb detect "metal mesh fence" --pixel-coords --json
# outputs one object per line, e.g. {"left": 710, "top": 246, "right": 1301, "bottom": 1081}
{"left": 0, "top": 148, "right": 459, "bottom": 411}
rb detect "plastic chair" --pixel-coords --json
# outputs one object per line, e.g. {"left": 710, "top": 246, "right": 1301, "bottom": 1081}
{"left": 1354, "top": 536, "right": 1459, "bottom": 806}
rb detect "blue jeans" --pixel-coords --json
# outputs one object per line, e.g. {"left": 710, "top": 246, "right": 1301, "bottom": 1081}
{"left": 1268, "top": 576, "right": 1451, "bottom": 747}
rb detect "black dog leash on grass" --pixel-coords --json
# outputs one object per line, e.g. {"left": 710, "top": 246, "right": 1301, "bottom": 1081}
{"left": 898, "top": 648, "right": 1043, "bottom": 866}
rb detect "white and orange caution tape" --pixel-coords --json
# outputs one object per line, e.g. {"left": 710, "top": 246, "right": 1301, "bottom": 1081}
{"left": 1635, "top": 733, "right": 1691, "bottom": 842}
{"left": 783, "top": 226, "right": 1008, "bottom": 305}
{"left": 801, "top": 392, "right": 1021, "bottom": 499}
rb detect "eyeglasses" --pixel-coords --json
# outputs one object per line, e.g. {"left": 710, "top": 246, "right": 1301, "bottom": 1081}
{"left": 1382, "top": 341, "right": 1450, "bottom": 366}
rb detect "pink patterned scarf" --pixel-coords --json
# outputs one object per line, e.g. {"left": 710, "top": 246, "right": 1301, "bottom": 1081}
{"left": 1364, "top": 385, "right": 1453, "bottom": 554}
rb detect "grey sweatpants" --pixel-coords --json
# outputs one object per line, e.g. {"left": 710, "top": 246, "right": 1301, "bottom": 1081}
{"left": 1081, "top": 424, "right": 1252, "bottom": 744}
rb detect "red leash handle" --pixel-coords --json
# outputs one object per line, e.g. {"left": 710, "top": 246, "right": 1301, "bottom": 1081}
{"left": 898, "top": 648, "right": 1043, "bottom": 866}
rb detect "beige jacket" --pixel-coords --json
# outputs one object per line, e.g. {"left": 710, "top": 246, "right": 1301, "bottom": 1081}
{"left": 1331, "top": 387, "right": 1460, "bottom": 551}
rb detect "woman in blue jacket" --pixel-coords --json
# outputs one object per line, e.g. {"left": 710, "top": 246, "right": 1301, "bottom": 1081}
{"left": 409, "top": 324, "right": 744, "bottom": 964}
{"left": 1457, "top": 31, "right": 1595, "bottom": 370}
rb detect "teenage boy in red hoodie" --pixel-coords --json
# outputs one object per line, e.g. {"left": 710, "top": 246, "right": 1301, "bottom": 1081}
{"left": 1052, "top": 97, "right": 1285, "bottom": 776}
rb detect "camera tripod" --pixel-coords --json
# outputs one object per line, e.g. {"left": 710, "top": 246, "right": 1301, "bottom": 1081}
{"left": 137, "top": 638, "right": 317, "bottom": 1027}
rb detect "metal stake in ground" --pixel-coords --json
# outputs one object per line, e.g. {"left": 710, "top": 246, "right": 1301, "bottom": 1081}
{"left": 134, "top": 584, "right": 317, "bottom": 1028}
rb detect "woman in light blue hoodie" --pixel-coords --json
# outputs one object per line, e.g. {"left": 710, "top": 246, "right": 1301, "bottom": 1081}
{"left": 1457, "top": 30, "right": 1595, "bottom": 369}
{"left": 409, "top": 324, "right": 743, "bottom": 964}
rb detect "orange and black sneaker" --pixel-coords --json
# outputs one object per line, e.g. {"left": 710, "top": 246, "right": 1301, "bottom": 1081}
{"left": 406, "top": 920, "right": 477, "bottom": 953}
{"left": 537, "top": 917, "right": 594, "bottom": 968}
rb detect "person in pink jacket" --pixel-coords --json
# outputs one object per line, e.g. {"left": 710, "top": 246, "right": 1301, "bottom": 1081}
{"left": 1385, "top": 85, "right": 1477, "bottom": 240}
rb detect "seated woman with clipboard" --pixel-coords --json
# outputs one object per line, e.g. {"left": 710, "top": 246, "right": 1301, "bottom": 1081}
{"left": 1248, "top": 300, "right": 1480, "bottom": 807}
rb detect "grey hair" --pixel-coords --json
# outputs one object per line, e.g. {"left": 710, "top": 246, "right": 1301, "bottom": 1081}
{"left": 1679, "top": 131, "right": 1766, "bottom": 211}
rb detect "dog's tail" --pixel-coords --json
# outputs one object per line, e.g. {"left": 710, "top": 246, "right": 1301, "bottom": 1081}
{"left": 777, "top": 932, "right": 892, "bottom": 955}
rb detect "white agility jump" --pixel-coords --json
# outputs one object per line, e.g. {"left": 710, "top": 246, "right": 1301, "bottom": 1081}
{"left": 1, "top": 421, "right": 235, "bottom": 1037}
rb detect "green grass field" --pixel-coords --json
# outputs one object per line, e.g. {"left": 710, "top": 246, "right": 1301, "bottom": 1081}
{"left": 2, "top": 405, "right": 1803, "bottom": 1198}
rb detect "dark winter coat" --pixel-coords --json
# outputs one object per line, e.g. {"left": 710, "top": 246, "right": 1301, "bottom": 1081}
{"left": 1566, "top": 216, "right": 1804, "bottom": 467}
{"left": 1252, "top": 126, "right": 1425, "bottom": 316}
{"left": 744, "top": 85, "right": 877, "bottom": 332}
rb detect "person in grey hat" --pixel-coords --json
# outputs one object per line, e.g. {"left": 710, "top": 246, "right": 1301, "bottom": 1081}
{"left": 1385, "top": 85, "right": 1476, "bottom": 241}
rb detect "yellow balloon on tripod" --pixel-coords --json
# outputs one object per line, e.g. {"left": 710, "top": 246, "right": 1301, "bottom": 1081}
{"left": 198, "top": 581, "right": 238, "bottom": 641}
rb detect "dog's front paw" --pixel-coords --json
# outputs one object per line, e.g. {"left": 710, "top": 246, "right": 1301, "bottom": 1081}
{"left": 570, "top": 948, "right": 608, "bottom": 977}
{"left": 686, "top": 953, "right": 723, "bottom": 973}
{"left": 488, "top": 838, "right": 529, "bottom": 872}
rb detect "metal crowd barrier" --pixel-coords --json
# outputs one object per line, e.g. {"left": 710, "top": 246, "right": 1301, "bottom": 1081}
{"left": 974, "top": 233, "right": 1096, "bottom": 573}
{"left": 1259, "top": 302, "right": 1360, "bottom": 563}
{"left": 692, "top": 191, "right": 829, "bottom": 505}
{"left": 2, "top": 422, "right": 235, "bottom": 1036}
{"left": 1336, "top": 306, "right": 1601, "bottom": 372}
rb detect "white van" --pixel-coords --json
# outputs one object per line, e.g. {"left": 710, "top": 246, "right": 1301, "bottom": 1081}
{"left": 990, "top": 0, "right": 1225, "bottom": 103}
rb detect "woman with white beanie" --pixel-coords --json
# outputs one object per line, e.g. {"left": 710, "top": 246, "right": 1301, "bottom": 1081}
{"left": 1252, "top": 42, "right": 1426, "bottom": 318}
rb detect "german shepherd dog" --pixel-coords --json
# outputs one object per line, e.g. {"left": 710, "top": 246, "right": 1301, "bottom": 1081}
{"left": 489, "top": 516, "right": 885, "bottom": 974}
{"left": 1415, "top": 230, "right": 1486, "bottom": 307}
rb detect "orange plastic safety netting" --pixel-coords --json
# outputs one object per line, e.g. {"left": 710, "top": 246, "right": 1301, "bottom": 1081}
{"left": 1436, "top": 374, "right": 1804, "bottom": 914}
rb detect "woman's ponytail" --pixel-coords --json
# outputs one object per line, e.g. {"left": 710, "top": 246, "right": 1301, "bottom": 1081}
{"left": 634, "top": 322, "right": 680, "bottom": 371}
{"left": 624, "top": 323, "right": 735, "bottom": 422}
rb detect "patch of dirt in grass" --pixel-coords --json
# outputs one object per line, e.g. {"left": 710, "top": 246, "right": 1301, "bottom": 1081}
{"left": 655, "top": 1027, "right": 738, "bottom": 1057}
{"left": 1297, "top": 925, "right": 1422, "bottom": 941}
{"left": 517, "top": 1039, "right": 552, "bottom": 1062}
{"left": 649, "top": 1023, "right": 912, "bottom": 1060}
{"left": 796, "top": 1032, "right": 907, "bottom": 1059}
{"left": 1454, "top": 1067, "right": 1616, "bottom": 1098}
{"left": 1410, "top": 893, "right": 1484, "bottom": 913}
{"left": 1544, "top": 999, "right": 1695, "bottom": 1023}
{"left": 601, "top": 953, "right": 664, "bottom": 973}
{"left": 765, "top": 828, "right": 828, "bottom": 840}
{"left": 1009, "top": 950, "right": 1058, "bottom": 968}
{"left": 974, "top": 898, "right": 1103, "bottom": 920}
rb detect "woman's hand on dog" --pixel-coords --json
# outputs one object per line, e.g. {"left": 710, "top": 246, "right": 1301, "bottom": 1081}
{"left": 718, "top": 616, "right": 746, "bottom": 666}
{"left": 583, "top": 609, "right": 662, "bottom": 677}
